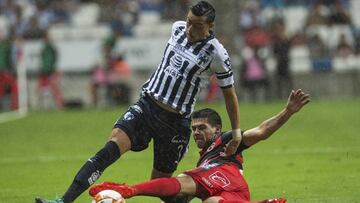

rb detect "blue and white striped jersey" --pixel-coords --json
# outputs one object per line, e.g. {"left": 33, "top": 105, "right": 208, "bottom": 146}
{"left": 142, "top": 21, "right": 234, "bottom": 116}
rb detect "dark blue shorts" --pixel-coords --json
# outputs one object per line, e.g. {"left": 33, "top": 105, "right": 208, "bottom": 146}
{"left": 114, "top": 95, "right": 191, "bottom": 173}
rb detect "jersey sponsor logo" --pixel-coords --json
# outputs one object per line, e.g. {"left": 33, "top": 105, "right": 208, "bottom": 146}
{"left": 165, "top": 67, "right": 181, "bottom": 79}
{"left": 170, "top": 55, "right": 183, "bottom": 69}
{"left": 173, "top": 44, "right": 192, "bottom": 60}
{"left": 209, "top": 171, "right": 230, "bottom": 188}
{"left": 201, "top": 177, "right": 214, "bottom": 188}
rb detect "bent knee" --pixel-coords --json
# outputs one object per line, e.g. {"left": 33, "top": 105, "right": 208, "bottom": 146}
{"left": 110, "top": 128, "right": 131, "bottom": 155}
{"left": 176, "top": 174, "right": 196, "bottom": 195}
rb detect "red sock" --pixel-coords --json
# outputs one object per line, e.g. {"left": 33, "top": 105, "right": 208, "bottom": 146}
{"left": 219, "top": 199, "right": 281, "bottom": 203}
{"left": 219, "top": 200, "right": 248, "bottom": 203}
{"left": 132, "top": 177, "right": 181, "bottom": 197}
{"left": 219, "top": 199, "right": 261, "bottom": 203}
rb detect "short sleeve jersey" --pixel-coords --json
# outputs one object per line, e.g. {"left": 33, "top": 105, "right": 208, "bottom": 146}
{"left": 197, "top": 131, "right": 249, "bottom": 170}
{"left": 142, "top": 21, "right": 234, "bottom": 116}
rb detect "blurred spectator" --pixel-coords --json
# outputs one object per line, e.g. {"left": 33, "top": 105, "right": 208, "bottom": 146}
{"left": 52, "top": 0, "right": 71, "bottom": 24}
{"left": 109, "top": 55, "right": 131, "bottom": 83}
{"left": 138, "top": 0, "right": 162, "bottom": 11}
{"left": 271, "top": 21, "right": 293, "bottom": 100}
{"left": 119, "top": 1, "right": 139, "bottom": 36}
{"left": 354, "top": 33, "right": 360, "bottom": 55}
{"left": 90, "top": 54, "right": 132, "bottom": 107}
{"left": 90, "top": 62, "right": 108, "bottom": 107}
{"left": 90, "top": 33, "right": 115, "bottom": 107}
{"left": 34, "top": 0, "right": 54, "bottom": 30}
{"left": 239, "top": 0, "right": 262, "bottom": 31}
{"left": 0, "top": 34, "right": 18, "bottom": 111}
{"left": 97, "top": 0, "right": 139, "bottom": 36}
{"left": 260, "top": 0, "right": 285, "bottom": 8}
{"left": 290, "top": 32, "right": 307, "bottom": 46}
{"left": 240, "top": 46, "right": 269, "bottom": 102}
{"left": 328, "top": 0, "right": 352, "bottom": 25}
{"left": 108, "top": 54, "right": 131, "bottom": 105}
{"left": 335, "top": 33, "right": 353, "bottom": 57}
{"left": 307, "top": 33, "right": 332, "bottom": 72}
{"left": 4, "top": 3, "right": 27, "bottom": 38}
{"left": 162, "top": 0, "right": 188, "bottom": 21}
{"left": 37, "top": 32, "right": 63, "bottom": 110}
{"left": 244, "top": 24, "right": 270, "bottom": 48}
{"left": 305, "top": 2, "right": 329, "bottom": 28}
{"left": 91, "top": 33, "right": 132, "bottom": 106}
{"left": 22, "top": 15, "right": 44, "bottom": 39}
{"left": 308, "top": 33, "right": 329, "bottom": 59}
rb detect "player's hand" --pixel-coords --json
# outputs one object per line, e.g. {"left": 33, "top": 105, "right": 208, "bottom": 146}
{"left": 286, "top": 89, "right": 310, "bottom": 114}
{"left": 222, "top": 139, "right": 241, "bottom": 156}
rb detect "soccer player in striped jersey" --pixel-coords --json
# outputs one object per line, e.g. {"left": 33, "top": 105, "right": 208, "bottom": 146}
{"left": 36, "top": 1, "right": 242, "bottom": 203}
{"left": 89, "top": 89, "right": 310, "bottom": 203}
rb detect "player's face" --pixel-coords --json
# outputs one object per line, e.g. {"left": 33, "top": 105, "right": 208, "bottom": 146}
{"left": 186, "top": 11, "right": 213, "bottom": 43}
{"left": 191, "top": 118, "right": 220, "bottom": 149}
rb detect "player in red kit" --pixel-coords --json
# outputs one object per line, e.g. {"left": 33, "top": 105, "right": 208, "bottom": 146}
{"left": 90, "top": 89, "right": 310, "bottom": 203}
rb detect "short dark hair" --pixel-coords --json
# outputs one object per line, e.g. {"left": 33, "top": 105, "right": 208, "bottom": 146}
{"left": 190, "top": 1, "right": 215, "bottom": 23}
{"left": 191, "top": 108, "right": 222, "bottom": 128}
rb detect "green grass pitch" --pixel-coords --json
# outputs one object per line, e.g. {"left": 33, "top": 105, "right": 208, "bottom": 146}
{"left": 0, "top": 99, "right": 359, "bottom": 203}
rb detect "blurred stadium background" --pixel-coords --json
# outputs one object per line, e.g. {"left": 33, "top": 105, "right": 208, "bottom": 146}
{"left": 0, "top": 0, "right": 359, "bottom": 202}
{"left": 0, "top": 0, "right": 359, "bottom": 114}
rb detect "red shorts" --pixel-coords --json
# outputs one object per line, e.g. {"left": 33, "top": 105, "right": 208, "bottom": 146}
{"left": 0, "top": 71, "right": 16, "bottom": 96}
{"left": 38, "top": 73, "right": 59, "bottom": 88}
{"left": 184, "top": 163, "right": 250, "bottom": 201}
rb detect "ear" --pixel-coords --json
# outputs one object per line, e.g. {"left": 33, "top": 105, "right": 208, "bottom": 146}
{"left": 209, "top": 22, "right": 215, "bottom": 29}
{"left": 215, "top": 124, "right": 221, "bottom": 134}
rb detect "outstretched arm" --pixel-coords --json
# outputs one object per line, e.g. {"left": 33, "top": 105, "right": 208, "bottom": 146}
{"left": 221, "top": 86, "right": 242, "bottom": 156}
{"left": 242, "top": 89, "right": 310, "bottom": 147}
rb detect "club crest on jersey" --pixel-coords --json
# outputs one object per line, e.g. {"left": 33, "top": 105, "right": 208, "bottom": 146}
{"left": 123, "top": 111, "right": 135, "bottom": 121}
{"left": 224, "top": 57, "right": 231, "bottom": 68}
{"left": 197, "top": 52, "right": 210, "bottom": 66}
{"left": 209, "top": 171, "right": 230, "bottom": 188}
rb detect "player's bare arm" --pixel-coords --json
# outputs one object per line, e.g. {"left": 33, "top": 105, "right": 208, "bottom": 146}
{"left": 242, "top": 89, "right": 310, "bottom": 147}
{"left": 221, "top": 85, "right": 242, "bottom": 156}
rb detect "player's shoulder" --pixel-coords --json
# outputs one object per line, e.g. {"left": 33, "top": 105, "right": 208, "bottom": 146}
{"left": 208, "top": 37, "right": 228, "bottom": 55}
{"left": 172, "top": 21, "right": 186, "bottom": 32}
{"left": 220, "top": 131, "right": 233, "bottom": 141}
{"left": 221, "top": 131, "right": 250, "bottom": 149}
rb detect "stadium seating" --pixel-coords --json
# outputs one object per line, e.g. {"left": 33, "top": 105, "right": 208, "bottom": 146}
{"left": 71, "top": 3, "right": 100, "bottom": 27}
{"left": 290, "top": 45, "right": 312, "bottom": 73}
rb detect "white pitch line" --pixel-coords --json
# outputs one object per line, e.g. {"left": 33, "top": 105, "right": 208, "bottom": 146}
{"left": 0, "top": 110, "right": 26, "bottom": 123}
